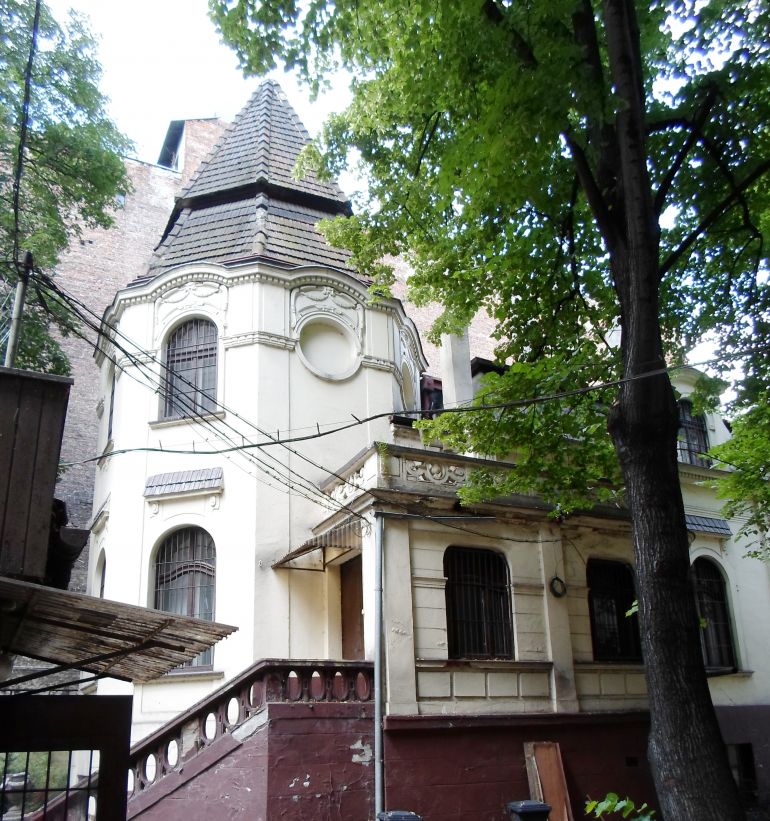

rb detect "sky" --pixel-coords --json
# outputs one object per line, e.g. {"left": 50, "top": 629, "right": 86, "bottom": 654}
{"left": 47, "top": 0, "right": 350, "bottom": 165}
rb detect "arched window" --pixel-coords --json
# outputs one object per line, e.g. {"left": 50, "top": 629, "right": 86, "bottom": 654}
{"left": 692, "top": 558, "right": 736, "bottom": 673}
{"left": 163, "top": 319, "right": 218, "bottom": 418}
{"left": 678, "top": 399, "right": 710, "bottom": 467}
{"left": 444, "top": 547, "right": 513, "bottom": 660}
{"left": 95, "top": 550, "right": 106, "bottom": 599}
{"left": 155, "top": 527, "right": 216, "bottom": 667}
{"left": 587, "top": 559, "right": 642, "bottom": 662}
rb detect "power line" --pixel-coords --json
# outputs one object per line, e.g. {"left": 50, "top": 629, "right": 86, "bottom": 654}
{"left": 37, "top": 271, "right": 768, "bottom": 548}
{"left": 36, "top": 272, "right": 371, "bottom": 519}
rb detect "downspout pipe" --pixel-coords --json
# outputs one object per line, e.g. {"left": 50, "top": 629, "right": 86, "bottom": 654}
{"left": 374, "top": 511, "right": 384, "bottom": 817}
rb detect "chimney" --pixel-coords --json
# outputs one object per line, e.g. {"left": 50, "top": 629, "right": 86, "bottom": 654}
{"left": 439, "top": 330, "right": 473, "bottom": 408}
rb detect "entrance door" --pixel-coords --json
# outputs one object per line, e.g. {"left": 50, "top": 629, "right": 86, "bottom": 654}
{"left": 341, "top": 554, "right": 364, "bottom": 660}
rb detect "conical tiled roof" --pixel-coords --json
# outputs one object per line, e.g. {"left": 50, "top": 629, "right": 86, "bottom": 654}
{"left": 137, "top": 81, "right": 357, "bottom": 281}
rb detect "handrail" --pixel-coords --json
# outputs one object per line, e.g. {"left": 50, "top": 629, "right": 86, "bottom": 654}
{"left": 127, "top": 658, "right": 374, "bottom": 800}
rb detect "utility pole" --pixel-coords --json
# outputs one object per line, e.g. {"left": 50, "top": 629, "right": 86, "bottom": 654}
{"left": 4, "top": 250, "right": 33, "bottom": 368}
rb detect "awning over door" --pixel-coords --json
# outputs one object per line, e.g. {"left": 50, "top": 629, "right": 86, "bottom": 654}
{"left": 273, "top": 518, "right": 366, "bottom": 570}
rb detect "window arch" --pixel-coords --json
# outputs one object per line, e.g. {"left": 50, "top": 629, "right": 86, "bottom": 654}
{"left": 443, "top": 547, "right": 513, "bottom": 660}
{"left": 587, "top": 559, "right": 642, "bottom": 662}
{"left": 163, "top": 318, "right": 218, "bottom": 418}
{"left": 154, "top": 527, "right": 216, "bottom": 667}
{"left": 692, "top": 557, "right": 736, "bottom": 673}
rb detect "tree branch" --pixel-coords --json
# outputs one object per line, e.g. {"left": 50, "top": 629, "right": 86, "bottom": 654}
{"left": 659, "top": 158, "right": 770, "bottom": 277}
{"left": 654, "top": 84, "right": 718, "bottom": 213}
{"left": 413, "top": 111, "right": 442, "bottom": 179}
{"left": 563, "top": 132, "right": 620, "bottom": 254}
{"left": 481, "top": 0, "right": 537, "bottom": 67}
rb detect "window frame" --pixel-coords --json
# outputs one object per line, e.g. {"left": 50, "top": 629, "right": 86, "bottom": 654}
{"left": 154, "top": 527, "right": 217, "bottom": 669}
{"left": 443, "top": 546, "right": 514, "bottom": 661}
{"left": 162, "top": 317, "right": 218, "bottom": 420}
{"left": 587, "top": 558, "right": 643, "bottom": 664}
{"left": 692, "top": 556, "right": 737, "bottom": 674}
{"left": 677, "top": 398, "right": 711, "bottom": 467}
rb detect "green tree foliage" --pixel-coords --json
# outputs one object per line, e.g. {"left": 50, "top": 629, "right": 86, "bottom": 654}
{"left": 211, "top": 1, "right": 768, "bottom": 818}
{"left": 0, "top": 0, "right": 131, "bottom": 373}
{"left": 711, "top": 398, "right": 770, "bottom": 556}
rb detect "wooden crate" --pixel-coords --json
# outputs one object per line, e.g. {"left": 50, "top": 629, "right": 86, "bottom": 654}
{"left": 0, "top": 367, "right": 72, "bottom": 581}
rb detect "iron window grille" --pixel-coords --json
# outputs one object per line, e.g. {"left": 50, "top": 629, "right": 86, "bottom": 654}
{"left": 163, "top": 319, "right": 218, "bottom": 419}
{"left": 155, "top": 528, "right": 216, "bottom": 668}
{"left": 677, "top": 399, "right": 710, "bottom": 467}
{"left": 1, "top": 749, "right": 96, "bottom": 820}
{"left": 692, "top": 557, "right": 736, "bottom": 673}
{"left": 587, "top": 559, "right": 642, "bottom": 663}
{"left": 444, "top": 546, "right": 514, "bottom": 660}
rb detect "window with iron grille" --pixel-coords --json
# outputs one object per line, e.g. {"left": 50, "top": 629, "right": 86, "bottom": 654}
{"left": 163, "top": 319, "right": 218, "bottom": 418}
{"left": 155, "top": 528, "right": 216, "bottom": 668}
{"left": 1, "top": 749, "right": 96, "bottom": 819}
{"left": 692, "top": 557, "right": 736, "bottom": 673}
{"left": 587, "top": 559, "right": 642, "bottom": 662}
{"left": 444, "top": 547, "right": 514, "bottom": 660}
{"left": 677, "top": 399, "right": 710, "bottom": 467}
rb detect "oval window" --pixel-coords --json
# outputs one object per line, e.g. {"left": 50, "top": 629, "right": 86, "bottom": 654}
{"left": 298, "top": 318, "right": 359, "bottom": 380}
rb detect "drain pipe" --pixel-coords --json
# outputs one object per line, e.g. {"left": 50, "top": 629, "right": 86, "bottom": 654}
{"left": 374, "top": 510, "right": 384, "bottom": 818}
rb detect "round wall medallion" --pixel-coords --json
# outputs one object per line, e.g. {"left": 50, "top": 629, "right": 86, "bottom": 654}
{"left": 297, "top": 317, "right": 360, "bottom": 381}
{"left": 549, "top": 576, "right": 567, "bottom": 598}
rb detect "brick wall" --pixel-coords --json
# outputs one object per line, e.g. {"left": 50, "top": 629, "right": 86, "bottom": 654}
{"left": 55, "top": 119, "right": 226, "bottom": 552}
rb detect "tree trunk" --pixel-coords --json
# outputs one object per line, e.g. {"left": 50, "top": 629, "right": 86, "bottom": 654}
{"left": 610, "top": 368, "right": 744, "bottom": 820}
{"left": 602, "top": 2, "right": 745, "bottom": 818}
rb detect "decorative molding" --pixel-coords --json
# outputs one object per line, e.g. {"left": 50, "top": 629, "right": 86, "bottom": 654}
{"left": 148, "top": 411, "right": 226, "bottom": 430}
{"left": 329, "top": 467, "right": 367, "bottom": 504}
{"left": 412, "top": 574, "right": 447, "bottom": 590}
{"left": 362, "top": 355, "right": 396, "bottom": 373}
{"left": 223, "top": 331, "right": 295, "bottom": 351}
{"left": 290, "top": 284, "right": 364, "bottom": 341}
{"left": 155, "top": 280, "right": 226, "bottom": 342}
{"left": 117, "top": 352, "right": 156, "bottom": 369}
{"left": 404, "top": 459, "right": 468, "bottom": 486}
{"left": 512, "top": 583, "right": 544, "bottom": 596}
{"left": 90, "top": 499, "right": 110, "bottom": 534}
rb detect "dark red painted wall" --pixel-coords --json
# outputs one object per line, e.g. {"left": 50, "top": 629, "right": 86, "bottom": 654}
{"left": 130, "top": 706, "right": 770, "bottom": 820}
{"left": 130, "top": 703, "right": 374, "bottom": 821}
{"left": 266, "top": 703, "right": 375, "bottom": 820}
{"left": 383, "top": 713, "right": 657, "bottom": 821}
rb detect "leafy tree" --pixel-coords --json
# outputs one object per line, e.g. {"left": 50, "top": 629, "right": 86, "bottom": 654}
{"left": 211, "top": 0, "right": 770, "bottom": 817}
{"left": 711, "top": 398, "right": 770, "bottom": 558}
{"left": 0, "top": 0, "right": 131, "bottom": 373}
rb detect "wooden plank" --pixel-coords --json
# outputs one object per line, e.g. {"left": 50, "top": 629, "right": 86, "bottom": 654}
{"left": 25, "top": 379, "right": 70, "bottom": 576}
{"left": 524, "top": 741, "right": 574, "bottom": 821}
{"left": 523, "top": 742, "right": 545, "bottom": 802}
{"left": 2, "top": 377, "right": 43, "bottom": 576}
{"left": 0, "top": 370, "right": 71, "bottom": 579}
{"left": 0, "top": 375, "right": 22, "bottom": 562}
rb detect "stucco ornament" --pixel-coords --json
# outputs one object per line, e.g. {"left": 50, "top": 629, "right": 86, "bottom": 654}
{"left": 405, "top": 459, "right": 468, "bottom": 486}
{"left": 155, "top": 280, "right": 226, "bottom": 342}
{"left": 291, "top": 284, "right": 364, "bottom": 380}
{"left": 329, "top": 467, "right": 366, "bottom": 504}
{"left": 291, "top": 284, "right": 364, "bottom": 339}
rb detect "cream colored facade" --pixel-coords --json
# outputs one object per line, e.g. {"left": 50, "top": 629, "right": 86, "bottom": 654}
{"left": 90, "top": 262, "right": 770, "bottom": 743}
{"left": 89, "top": 259, "right": 426, "bottom": 740}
